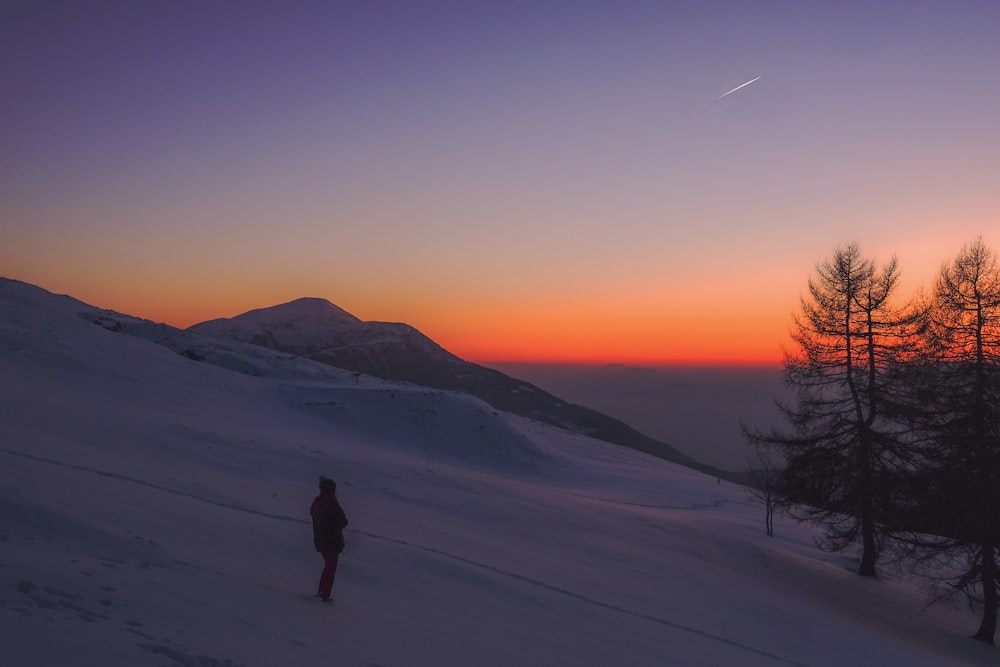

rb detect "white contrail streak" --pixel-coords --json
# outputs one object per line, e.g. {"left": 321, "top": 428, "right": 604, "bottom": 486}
{"left": 716, "top": 75, "right": 762, "bottom": 100}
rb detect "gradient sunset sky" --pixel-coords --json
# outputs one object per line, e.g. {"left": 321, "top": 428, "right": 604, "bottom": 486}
{"left": 3, "top": 1, "right": 998, "bottom": 364}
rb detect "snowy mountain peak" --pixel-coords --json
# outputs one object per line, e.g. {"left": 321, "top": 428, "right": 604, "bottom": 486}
{"left": 188, "top": 297, "right": 369, "bottom": 356}
{"left": 188, "top": 295, "right": 462, "bottom": 373}
{"left": 226, "top": 297, "right": 362, "bottom": 329}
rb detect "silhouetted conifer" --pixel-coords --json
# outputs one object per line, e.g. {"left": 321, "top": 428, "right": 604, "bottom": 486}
{"left": 746, "top": 243, "right": 917, "bottom": 577}
{"left": 892, "top": 237, "right": 1000, "bottom": 644}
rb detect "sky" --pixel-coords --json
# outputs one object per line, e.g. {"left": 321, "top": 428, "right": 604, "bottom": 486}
{"left": 3, "top": 1, "right": 999, "bottom": 364}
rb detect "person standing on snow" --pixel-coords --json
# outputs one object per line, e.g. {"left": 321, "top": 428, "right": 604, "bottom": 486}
{"left": 311, "top": 476, "right": 348, "bottom": 602}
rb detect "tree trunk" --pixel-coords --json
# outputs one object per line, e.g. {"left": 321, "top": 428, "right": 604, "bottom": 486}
{"left": 972, "top": 543, "right": 997, "bottom": 644}
{"left": 858, "top": 520, "right": 878, "bottom": 577}
{"left": 858, "top": 446, "right": 878, "bottom": 577}
{"left": 765, "top": 496, "right": 774, "bottom": 538}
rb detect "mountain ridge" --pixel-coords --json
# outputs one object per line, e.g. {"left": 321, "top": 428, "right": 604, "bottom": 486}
{"left": 0, "top": 278, "right": 735, "bottom": 480}
{"left": 189, "top": 297, "right": 740, "bottom": 482}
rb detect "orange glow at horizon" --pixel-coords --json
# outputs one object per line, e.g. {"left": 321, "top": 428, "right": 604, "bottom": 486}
{"left": 437, "top": 324, "right": 786, "bottom": 366}
{"left": 63, "top": 278, "right": 790, "bottom": 366}
{"left": 18, "top": 225, "right": 989, "bottom": 369}
{"left": 405, "top": 296, "right": 790, "bottom": 366}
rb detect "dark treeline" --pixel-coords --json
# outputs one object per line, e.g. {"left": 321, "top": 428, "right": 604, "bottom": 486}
{"left": 743, "top": 237, "right": 1000, "bottom": 645}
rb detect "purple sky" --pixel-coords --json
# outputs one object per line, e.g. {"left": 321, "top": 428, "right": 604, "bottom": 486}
{"left": 4, "top": 1, "right": 999, "bottom": 362}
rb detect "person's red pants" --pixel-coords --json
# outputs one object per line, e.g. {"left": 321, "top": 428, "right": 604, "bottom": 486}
{"left": 317, "top": 551, "right": 339, "bottom": 600}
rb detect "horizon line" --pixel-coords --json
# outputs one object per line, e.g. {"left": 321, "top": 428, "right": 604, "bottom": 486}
{"left": 472, "top": 358, "right": 783, "bottom": 369}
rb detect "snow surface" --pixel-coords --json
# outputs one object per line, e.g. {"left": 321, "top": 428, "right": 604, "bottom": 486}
{"left": 0, "top": 278, "right": 996, "bottom": 667}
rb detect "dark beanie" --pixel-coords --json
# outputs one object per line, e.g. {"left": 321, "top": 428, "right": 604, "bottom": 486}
{"left": 319, "top": 476, "right": 336, "bottom": 492}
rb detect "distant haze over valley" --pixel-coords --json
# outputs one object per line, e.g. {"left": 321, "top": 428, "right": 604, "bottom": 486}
{"left": 487, "top": 363, "right": 789, "bottom": 470}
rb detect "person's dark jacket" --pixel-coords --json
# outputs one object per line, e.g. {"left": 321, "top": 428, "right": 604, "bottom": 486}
{"left": 311, "top": 490, "right": 348, "bottom": 554}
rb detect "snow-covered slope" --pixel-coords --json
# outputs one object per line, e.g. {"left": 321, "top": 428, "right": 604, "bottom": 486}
{"left": 0, "top": 277, "right": 995, "bottom": 667}
{"left": 189, "top": 297, "right": 719, "bottom": 479}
